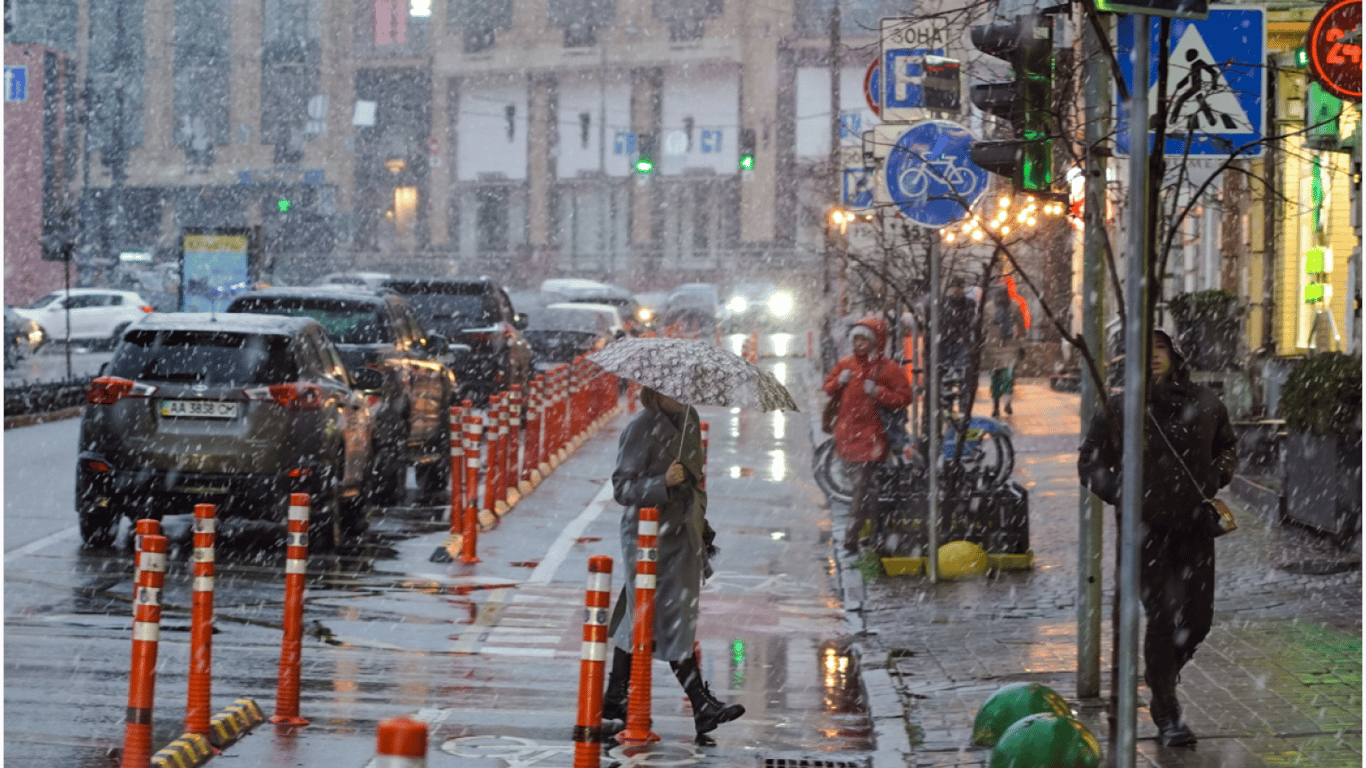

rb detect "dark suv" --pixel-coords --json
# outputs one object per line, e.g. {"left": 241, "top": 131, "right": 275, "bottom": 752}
{"left": 76, "top": 314, "right": 382, "bottom": 547}
{"left": 227, "top": 287, "right": 457, "bottom": 503}
{"left": 380, "top": 276, "right": 533, "bottom": 403}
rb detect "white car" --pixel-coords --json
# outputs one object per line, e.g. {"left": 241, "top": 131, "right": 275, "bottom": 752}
{"left": 14, "top": 289, "right": 154, "bottom": 348}
{"left": 547, "top": 301, "right": 627, "bottom": 341}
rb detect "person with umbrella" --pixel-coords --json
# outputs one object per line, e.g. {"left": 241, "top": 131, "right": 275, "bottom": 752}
{"left": 823, "top": 316, "right": 913, "bottom": 556}
{"left": 601, "top": 386, "right": 745, "bottom": 736}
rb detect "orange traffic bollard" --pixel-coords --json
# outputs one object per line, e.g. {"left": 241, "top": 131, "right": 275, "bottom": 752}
{"left": 376, "top": 716, "right": 427, "bottom": 767}
{"left": 700, "top": 421, "right": 709, "bottom": 491}
{"left": 617, "top": 507, "right": 661, "bottom": 744}
{"left": 506, "top": 385, "right": 523, "bottom": 496}
{"left": 521, "top": 377, "right": 542, "bottom": 492}
{"left": 574, "top": 555, "right": 613, "bottom": 768}
{"left": 272, "top": 493, "right": 310, "bottom": 727}
{"left": 449, "top": 404, "right": 464, "bottom": 528}
{"left": 122, "top": 532, "right": 167, "bottom": 768}
{"left": 186, "top": 504, "right": 216, "bottom": 738}
{"left": 484, "top": 394, "right": 504, "bottom": 519}
{"left": 133, "top": 517, "right": 160, "bottom": 600}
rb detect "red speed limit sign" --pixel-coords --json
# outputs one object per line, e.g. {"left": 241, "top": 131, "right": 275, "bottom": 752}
{"left": 1307, "top": 0, "right": 1362, "bottom": 102}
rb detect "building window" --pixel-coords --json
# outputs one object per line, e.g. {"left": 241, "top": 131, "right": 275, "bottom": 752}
{"left": 175, "top": 0, "right": 231, "bottom": 167}
{"left": 263, "top": 0, "right": 322, "bottom": 165}
{"left": 476, "top": 186, "right": 510, "bottom": 253}
{"left": 654, "top": 0, "right": 720, "bottom": 43}
{"left": 549, "top": 0, "right": 614, "bottom": 48}
{"left": 357, "top": 0, "right": 432, "bottom": 57}
{"left": 393, "top": 186, "right": 419, "bottom": 239}
{"left": 449, "top": 0, "right": 510, "bottom": 53}
{"left": 87, "top": 0, "right": 146, "bottom": 162}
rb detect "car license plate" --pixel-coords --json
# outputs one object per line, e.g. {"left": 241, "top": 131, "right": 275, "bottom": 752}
{"left": 160, "top": 399, "right": 239, "bottom": 419}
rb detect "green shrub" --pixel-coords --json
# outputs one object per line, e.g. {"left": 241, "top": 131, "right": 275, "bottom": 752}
{"left": 1167, "top": 289, "right": 1244, "bottom": 322}
{"left": 1281, "top": 352, "right": 1362, "bottom": 436}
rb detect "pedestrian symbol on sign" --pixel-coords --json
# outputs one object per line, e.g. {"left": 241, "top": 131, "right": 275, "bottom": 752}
{"left": 1153, "top": 24, "right": 1253, "bottom": 135}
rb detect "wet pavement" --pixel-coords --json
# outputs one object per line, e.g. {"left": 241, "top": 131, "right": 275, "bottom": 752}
{"left": 837, "top": 379, "right": 1363, "bottom": 768}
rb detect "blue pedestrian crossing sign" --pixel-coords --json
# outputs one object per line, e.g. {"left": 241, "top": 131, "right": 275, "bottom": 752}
{"left": 1115, "top": 7, "right": 1265, "bottom": 158}
{"left": 882, "top": 121, "right": 989, "bottom": 228}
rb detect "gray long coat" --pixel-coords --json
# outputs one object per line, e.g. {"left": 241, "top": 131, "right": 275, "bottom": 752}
{"left": 608, "top": 405, "right": 708, "bottom": 662}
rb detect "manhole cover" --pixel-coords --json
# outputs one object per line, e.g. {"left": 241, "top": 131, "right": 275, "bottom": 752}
{"left": 1277, "top": 560, "right": 1360, "bottom": 575}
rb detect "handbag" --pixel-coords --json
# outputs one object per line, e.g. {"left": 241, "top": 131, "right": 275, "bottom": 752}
{"left": 1200, "top": 497, "right": 1238, "bottom": 538}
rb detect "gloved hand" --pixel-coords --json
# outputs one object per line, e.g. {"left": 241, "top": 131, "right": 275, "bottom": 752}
{"left": 838, "top": 369, "right": 852, "bottom": 386}
{"left": 864, "top": 379, "right": 877, "bottom": 395}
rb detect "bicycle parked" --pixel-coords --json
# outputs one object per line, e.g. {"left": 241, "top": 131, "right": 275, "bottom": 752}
{"left": 813, "top": 368, "right": 1014, "bottom": 504}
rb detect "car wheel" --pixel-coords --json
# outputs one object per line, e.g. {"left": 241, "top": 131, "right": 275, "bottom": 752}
{"left": 78, "top": 498, "right": 121, "bottom": 548}
{"left": 415, "top": 457, "right": 450, "bottom": 498}
{"left": 368, "top": 446, "right": 404, "bottom": 507}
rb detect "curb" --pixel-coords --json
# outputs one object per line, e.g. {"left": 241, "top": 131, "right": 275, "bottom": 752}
{"left": 152, "top": 733, "right": 212, "bottom": 768}
{"left": 3, "top": 406, "right": 82, "bottom": 430}
{"left": 209, "top": 698, "right": 265, "bottom": 749}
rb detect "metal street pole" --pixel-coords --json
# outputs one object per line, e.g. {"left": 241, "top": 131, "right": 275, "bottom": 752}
{"left": 822, "top": 0, "right": 842, "bottom": 373}
{"left": 1114, "top": 17, "right": 1152, "bottom": 768}
{"left": 1076, "top": 8, "right": 1110, "bottom": 702}
{"left": 927, "top": 235, "right": 940, "bottom": 583}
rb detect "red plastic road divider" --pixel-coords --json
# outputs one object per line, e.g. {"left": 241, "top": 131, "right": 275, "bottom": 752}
{"left": 122, "top": 532, "right": 167, "bottom": 768}
{"left": 574, "top": 555, "right": 613, "bottom": 768}
{"left": 271, "top": 493, "right": 310, "bottom": 727}
{"left": 376, "top": 716, "right": 427, "bottom": 767}
{"left": 186, "top": 503, "right": 216, "bottom": 737}
{"left": 618, "top": 507, "right": 661, "bottom": 745}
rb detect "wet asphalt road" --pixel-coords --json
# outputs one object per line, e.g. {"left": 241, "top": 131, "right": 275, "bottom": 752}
{"left": 4, "top": 336, "right": 877, "bottom": 766}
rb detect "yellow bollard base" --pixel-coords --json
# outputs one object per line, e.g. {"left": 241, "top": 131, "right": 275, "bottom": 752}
{"left": 494, "top": 499, "right": 511, "bottom": 518}
{"left": 517, "top": 479, "right": 534, "bottom": 495}
{"left": 537, "top": 462, "right": 552, "bottom": 479}
{"left": 477, "top": 509, "right": 500, "bottom": 531}
{"left": 152, "top": 733, "right": 213, "bottom": 768}
{"left": 504, "top": 488, "right": 522, "bottom": 510}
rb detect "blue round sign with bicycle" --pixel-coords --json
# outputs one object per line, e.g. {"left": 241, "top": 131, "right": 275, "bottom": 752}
{"left": 883, "top": 120, "right": 989, "bottom": 228}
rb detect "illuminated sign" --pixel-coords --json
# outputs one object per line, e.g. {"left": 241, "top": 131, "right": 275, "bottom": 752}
{"left": 1307, "top": 0, "right": 1362, "bottom": 102}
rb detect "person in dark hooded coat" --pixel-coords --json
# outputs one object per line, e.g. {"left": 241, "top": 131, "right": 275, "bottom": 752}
{"left": 601, "top": 386, "right": 744, "bottom": 736}
{"left": 823, "top": 316, "right": 913, "bottom": 555}
{"left": 1078, "top": 329, "right": 1238, "bottom": 747}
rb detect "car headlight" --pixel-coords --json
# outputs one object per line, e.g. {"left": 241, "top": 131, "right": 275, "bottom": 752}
{"left": 727, "top": 296, "right": 748, "bottom": 315}
{"left": 768, "top": 291, "right": 794, "bottom": 318}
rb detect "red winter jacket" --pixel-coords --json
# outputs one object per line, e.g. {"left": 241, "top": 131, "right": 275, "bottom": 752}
{"left": 822, "top": 317, "right": 913, "bottom": 463}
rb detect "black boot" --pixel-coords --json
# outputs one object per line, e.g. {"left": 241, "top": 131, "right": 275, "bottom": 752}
{"left": 1146, "top": 669, "right": 1196, "bottom": 747}
{"left": 672, "top": 651, "right": 744, "bottom": 734}
{"left": 602, "top": 647, "right": 631, "bottom": 721}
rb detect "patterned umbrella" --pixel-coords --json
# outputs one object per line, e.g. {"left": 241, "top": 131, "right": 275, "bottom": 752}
{"left": 585, "top": 337, "right": 799, "bottom": 412}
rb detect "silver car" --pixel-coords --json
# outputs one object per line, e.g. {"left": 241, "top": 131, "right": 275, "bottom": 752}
{"left": 76, "top": 313, "right": 382, "bottom": 548}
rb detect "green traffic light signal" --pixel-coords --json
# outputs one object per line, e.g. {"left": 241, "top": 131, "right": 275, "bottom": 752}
{"left": 634, "top": 156, "right": 654, "bottom": 174}
{"left": 277, "top": 198, "right": 292, "bottom": 213}
{"left": 739, "top": 153, "right": 754, "bottom": 171}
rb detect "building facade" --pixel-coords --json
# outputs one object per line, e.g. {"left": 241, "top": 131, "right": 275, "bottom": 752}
{"left": 7, "top": 0, "right": 910, "bottom": 297}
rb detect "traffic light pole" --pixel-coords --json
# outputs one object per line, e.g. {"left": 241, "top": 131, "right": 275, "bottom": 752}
{"left": 1114, "top": 17, "right": 1152, "bottom": 768}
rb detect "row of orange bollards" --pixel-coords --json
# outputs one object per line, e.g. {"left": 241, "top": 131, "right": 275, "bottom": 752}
{"left": 121, "top": 498, "right": 301, "bottom": 766}
{"left": 437, "top": 356, "right": 622, "bottom": 563}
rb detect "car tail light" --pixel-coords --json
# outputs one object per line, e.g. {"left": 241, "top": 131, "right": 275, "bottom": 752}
{"left": 83, "top": 459, "right": 113, "bottom": 473}
{"left": 243, "top": 383, "right": 324, "bottom": 410}
{"left": 87, "top": 377, "right": 158, "bottom": 405}
{"left": 139, "top": 305, "right": 154, "bottom": 313}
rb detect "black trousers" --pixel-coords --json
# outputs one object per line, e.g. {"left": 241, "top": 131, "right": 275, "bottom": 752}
{"left": 1140, "top": 524, "right": 1216, "bottom": 685}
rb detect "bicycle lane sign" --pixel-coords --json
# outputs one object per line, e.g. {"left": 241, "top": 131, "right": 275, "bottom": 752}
{"left": 881, "top": 120, "right": 989, "bottom": 228}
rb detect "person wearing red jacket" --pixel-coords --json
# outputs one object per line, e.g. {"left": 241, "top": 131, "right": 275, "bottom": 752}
{"left": 822, "top": 316, "right": 913, "bottom": 556}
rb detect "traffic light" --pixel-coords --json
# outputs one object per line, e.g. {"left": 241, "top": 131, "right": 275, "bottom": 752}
{"left": 634, "top": 131, "right": 656, "bottom": 174}
{"left": 739, "top": 128, "right": 756, "bottom": 171}
{"left": 968, "top": 16, "right": 1054, "bottom": 193}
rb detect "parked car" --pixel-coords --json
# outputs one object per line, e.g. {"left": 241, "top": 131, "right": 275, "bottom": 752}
{"left": 315, "top": 271, "right": 393, "bottom": 291}
{"left": 4, "top": 306, "right": 47, "bottom": 369}
{"left": 539, "top": 279, "right": 643, "bottom": 335}
{"left": 380, "top": 276, "right": 533, "bottom": 404}
{"left": 525, "top": 303, "right": 621, "bottom": 369}
{"left": 13, "top": 289, "right": 154, "bottom": 349}
{"left": 226, "top": 287, "right": 458, "bottom": 503}
{"left": 76, "top": 314, "right": 383, "bottom": 548}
